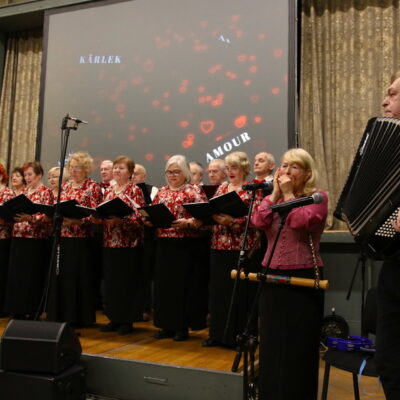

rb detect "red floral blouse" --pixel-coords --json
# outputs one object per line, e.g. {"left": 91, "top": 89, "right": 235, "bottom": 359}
{"left": 60, "top": 178, "right": 102, "bottom": 238}
{"left": 12, "top": 184, "right": 54, "bottom": 239}
{"left": 210, "top": 182, "right": 262, "bottom": 251}
{"left": 0, "top": 187, "right": 15, "bottom": 239}
{"left": 152, "top": 183, "right": 208, "bottom": 239}
{"left": 102, "top": 183, "right": 145, "bottom": 248}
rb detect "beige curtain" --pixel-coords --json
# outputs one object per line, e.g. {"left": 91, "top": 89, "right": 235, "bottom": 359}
{"left": 300, "top": 0, "right": 400, "bottom": 229}
{"left": 0, "top": 29, "right": 42, "bottom": 172}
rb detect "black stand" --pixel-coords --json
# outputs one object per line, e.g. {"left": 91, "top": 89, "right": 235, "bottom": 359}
{"left": 346, "top": 251, "right": 368, "bottom": 334}
{"left": 35, "top": 114, "right": 84, "bottom": 320}
{"left": 231, "top": 207, "right": 289, "bottom": 400}
{"left": 224, "top": 188, "right": 258, "bottom": 363}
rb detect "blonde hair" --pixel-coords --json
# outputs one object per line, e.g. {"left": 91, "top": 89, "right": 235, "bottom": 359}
{"left": 48, "top": 166, "right": 69, "bottom": 182}
{"left": 225, "top": 151, "right": 251, "bottom": 178}
{"left": 66, "top": 151, "right": 93, "bottom": 176}
{"left": 281, "top": 148, "right": 317, "bottom": 196}
{"left": 165, "top": 154, "right": 191, "bottom": 184}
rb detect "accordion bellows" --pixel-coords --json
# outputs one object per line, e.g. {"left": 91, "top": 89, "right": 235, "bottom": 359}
{"left": 335, "top": 117, "right": 400, "bottom": 258}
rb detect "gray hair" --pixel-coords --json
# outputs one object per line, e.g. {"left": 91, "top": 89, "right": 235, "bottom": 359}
{"left": 165, "top": 154, "right": 191, "bottom": 184}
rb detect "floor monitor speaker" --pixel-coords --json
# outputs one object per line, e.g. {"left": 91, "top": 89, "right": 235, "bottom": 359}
{"left": 1, "top": 319, "right": 82, "bottom": 374}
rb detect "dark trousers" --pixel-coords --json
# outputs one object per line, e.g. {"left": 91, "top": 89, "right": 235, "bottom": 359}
{"left": 0, "top": 239, "right": 11, "bottom": 313}
{"left": 258, "top": 268, "right": 324, "bottom": 400}
{"left": 153, "top": 238, "right": 208, "bottom": 332}
{"left": 375, "top": 255, "right": 400, "bottom": 400}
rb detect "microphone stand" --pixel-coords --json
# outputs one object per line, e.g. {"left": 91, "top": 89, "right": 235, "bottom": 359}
{"left": 222, "top": 187, "right": 264, "bottom": 400}
{"left": 231, "top": 206, "right": 290, "bottom": 400}
{"left": 35, "top": 114, "right": 82, "bottom": 320}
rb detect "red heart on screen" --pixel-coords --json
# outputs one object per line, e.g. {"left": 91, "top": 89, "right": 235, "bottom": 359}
{"left": 234, "top": 115, "right": 247, "bottom": 129}
{"left": 200, "top": 120, "right": 214, "bottom": 134}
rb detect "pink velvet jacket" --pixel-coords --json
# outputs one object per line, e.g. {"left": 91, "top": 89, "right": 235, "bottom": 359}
{"left": 251, "top": 191, "right": 328, "bottom": 270}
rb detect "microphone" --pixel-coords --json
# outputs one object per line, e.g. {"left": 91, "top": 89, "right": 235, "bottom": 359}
{"left": 68, "top": 116, "right": 88, "bottom": 125}
{"left": 242, "top": 181, "right": 273, "bottom": 191}
{"left": 270, "top": 192, "right": 324, "bottom": 214}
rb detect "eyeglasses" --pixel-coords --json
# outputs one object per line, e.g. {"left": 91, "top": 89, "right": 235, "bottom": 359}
{"left": 69, "top": 166, "right": 83, "bottom": 172}
{"left": 165, "top": 170, "right": 182, "bottom": 176}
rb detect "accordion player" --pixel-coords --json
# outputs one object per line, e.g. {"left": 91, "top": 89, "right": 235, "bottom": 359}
{"left": 334, "top": 116, "right": 400, "bottom": 258}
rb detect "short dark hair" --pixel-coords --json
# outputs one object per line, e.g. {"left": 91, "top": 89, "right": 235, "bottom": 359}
{"left": 113, "top": 156, "right": 135, "bottom": 177}
{"left": 22, "top": 161, "right": 44, "bottom": 177}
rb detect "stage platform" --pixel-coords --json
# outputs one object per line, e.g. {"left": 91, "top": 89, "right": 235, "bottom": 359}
{"left": 0, "top": 312, "right": 384, "bottom": 400}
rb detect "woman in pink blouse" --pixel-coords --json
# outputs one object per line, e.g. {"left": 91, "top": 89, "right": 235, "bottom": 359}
{"left": 150, "top": 155, "right": 208, "bottom": 341}
{"left": 202, "top": 151, "right": 263, "bottom": 348}
{"left": 48, "top": 152, "right": 102, "bottom": 328}
{"left": 5, "top": 161, "right": 53, "bottom": 319}
{"left": 251, "top": 148, "right": 328, "bottom": 400}
{"left": 0, "top": 163, "right": 14, "bottom": 315}
{"left": 95, "top": 156, "right": 145, "bottom": 335}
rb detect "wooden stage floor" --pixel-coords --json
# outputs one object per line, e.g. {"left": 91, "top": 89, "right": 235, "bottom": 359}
{"left": 0, "top": 312, "right": 384, "bottom": 399}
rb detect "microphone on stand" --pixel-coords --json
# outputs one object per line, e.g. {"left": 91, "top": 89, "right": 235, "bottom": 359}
{"left": 270, "top": 192, "right": 324, "bottom": 214}
{"left": 242, "top": 181, "right": 273, "bottom": 191}
{"left": 68, "top": 116, "right": 88, "bottom": 125}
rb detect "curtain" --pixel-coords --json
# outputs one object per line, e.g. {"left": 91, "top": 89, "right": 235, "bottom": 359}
{"left": 0, "top": 29, "right": 42, "bottom": 172}
{"left": 300, "top": 0, "right": 400, "bottom": 229}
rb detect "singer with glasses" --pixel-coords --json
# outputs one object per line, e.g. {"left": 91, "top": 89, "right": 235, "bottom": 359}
{"left": 251, "top": 148, "right": 328, "bottom": 400}
{"left": 47, "top": 151, "right": 102, "bottom": 328}
{"left": 150, "top": 155, "right": 209, "bottom": 342}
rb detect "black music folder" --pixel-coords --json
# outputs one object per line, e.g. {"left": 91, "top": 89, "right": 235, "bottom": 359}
{"left": 136, "top": 182, "right": 152, "bottom": 205}
{"left": 139, "top": 203, "right": 176, "bottom": 228}
{"left": 60, "top": 200, "right": 95, "bottom": 219}
{"left": 0, "top": 205, "right": 14, "bottom": 222}
{"left": 201, "top": 184, "right": 219, "bottom": 200}
{"left": 2, "top": 194, "right": 39, "bottom": 216}
{"left": 35, "top": 200, "right": 95, "bottom": 219}
{"left": 93, "top": 197, "right": 133, "bottom": 219}
{"left": 34, "top": 203, "right": 56, "bottom": 217}
{"left": 183, "top": 190, "right": 248, "bottom": 224}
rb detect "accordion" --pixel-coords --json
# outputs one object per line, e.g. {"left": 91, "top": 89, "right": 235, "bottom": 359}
{"left": 334, "top": 117, "right": 400, "bottom": 258}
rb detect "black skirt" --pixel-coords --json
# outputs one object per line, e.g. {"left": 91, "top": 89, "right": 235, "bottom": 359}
{"left": 5, "top": 238, "right": 49, "bottom": 315}
{"left": 0, "top": 239, "right": 11, "bottom": 313}
{"left": 153, "top": 237, "right": 208, "bottom": 332}
{"left": 47, "top": 237, "right": 96, "bottom": 326}
{"left": 103, "top": 246, "right": 144, "bottom": 323}
{"left": 208, "top": 249, "right": 260, "bottom": 346}
{"left": 258, "top": 267, "right": 324, "bottom": 400}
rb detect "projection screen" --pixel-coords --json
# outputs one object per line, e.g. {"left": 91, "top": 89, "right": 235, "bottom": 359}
{"left": 39, "top": 0, "right": 297, "bottom": 186}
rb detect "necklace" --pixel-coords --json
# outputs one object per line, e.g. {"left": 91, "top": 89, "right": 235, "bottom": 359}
{"left": 114, "top": 183, "right": 128, "bottom": 194}
{"left": 228, "top": 182, "right": 243, "bottom": 192}
{"left": 169, "top": 183, "right": 185, "bottom": 191}
{"left": 72, "top": 180, "right": 85, "bottom": 189}
{"left": 27, "top": 183, "right": 41, "bottom": 195}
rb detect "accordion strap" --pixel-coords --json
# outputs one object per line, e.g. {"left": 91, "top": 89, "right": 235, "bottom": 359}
{"left": 308, "top": 233, "right": 320, "bottom": 290}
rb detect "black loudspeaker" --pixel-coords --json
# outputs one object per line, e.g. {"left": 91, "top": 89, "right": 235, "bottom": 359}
{"left": 1, "top": 319, "right": 82, "bottom": 374}
{"left": 0, "top": 364, "right": 86, "bottom": 400}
